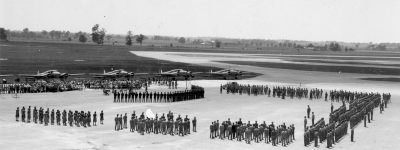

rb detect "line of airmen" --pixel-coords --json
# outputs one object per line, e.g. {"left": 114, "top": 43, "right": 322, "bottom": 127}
{"left": 221, "top": 82, "right": 327, "bottom": 101}
{"left": 113, "top": 88, "right": 204, "bottom": 103}
{"left": 210, "top": 118, "right": 295, "bottom": 146}
{"left": 114, "top": 111, "right": 197, "bottom": 136}
{"left": 16, "top": 106, "right": 104, "bottom": 127}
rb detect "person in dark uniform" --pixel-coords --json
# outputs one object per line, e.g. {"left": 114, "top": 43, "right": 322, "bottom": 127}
{"left": 364, "top": 114, "right": 367, "bottom": 127}
{"left": 21, "top": 107, "right": 25, "bottom": 122}
{"left": 307, "top": 105, "right": 311, "bottom": 118}
{"left": 331, "top": 103, "right": 334, "bottom": 113}
{"left": 123, "top": 113, "right": 128, "bottom": 128}
{"left": 192, "top": 117, "right": 197, "bottom": 132}
{"left": 114, "top": 91, "right": 117, "bottom": 102}
{"left": 117, "top": 91, "right": 120, "bottom": 102}
{"left": 314, "top": 130, "right": 318, "bottom": 147}
{"left": 351, "top": 127, "right": 354, "bottom": 142}
{"left": 238, "top": 118, "right": 243, "bottom": 126}
{"left": 119, "top": 114, "right": 123, "bottom": 130}
{"left": 50, "top": 109, "right": 54, "bottom": 125}
{"left": 15, "top": 107, "right": 19, "bottom": 121}
{"left": 304, "top": 116, "right": 307, "bottom": 130}
{"left": 371, "top": 108, "right": 374, "bottom": 120}
{"left": 311, "top": 112, "right": 315, "bottom": 125}
{"left": 93, "top": 111, "right": 97, "bottom": 126}
{"left": 27, "top": 106, "right": 31, "bottom": 123}
{"left": 99, "top": 110, "right": 104, "bottom": 124}
{"left": 115, "top": 114, "right": 119, "bottom": 131}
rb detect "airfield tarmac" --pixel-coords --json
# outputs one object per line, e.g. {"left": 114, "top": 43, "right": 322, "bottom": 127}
{"left": 0, "top": 51, "right": 399, "bottom": 150}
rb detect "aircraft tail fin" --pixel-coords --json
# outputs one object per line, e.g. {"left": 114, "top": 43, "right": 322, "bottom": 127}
{"left": 104, "top": 70, "right": 106, "bottom": 74}
{"left": 160, "top": 69, "right": 162, "bottom": 73}
{"left": 211, "top": 69, "right": 212, "bottom": 73}
{"left": 37, "top": 70, "right": 39, "bottom": 75}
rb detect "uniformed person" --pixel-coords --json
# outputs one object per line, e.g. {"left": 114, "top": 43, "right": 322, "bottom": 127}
{"left": 115, "top": 114, "right": 119, "bottom": 131}
{"left": 192, "top": 117, "right": 197, "bottom": 132}
{"left": 123, "top": 113, "right": 128, "bottom": 128}
{"left": 312, "top": 112, "right": 315, "bottom": 125}
{"left": 15, "top": 107, "right": 20, "bottom": 121}
{"left": 100, "top": 110, "right": 104, "bottom": 124}
{"left": 93, "top": 112, "right": 97, "bottom": 126}
{"left": 27, "top": 106, "right": 31, "bottom": 123}
{"left": 307, "top": 105, "right": 311, "bottom": 118}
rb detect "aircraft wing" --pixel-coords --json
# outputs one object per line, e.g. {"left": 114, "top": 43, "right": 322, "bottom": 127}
{"left": 68, "top": 73, "right": 85, "bottom": 76}
{"left": 0, "top": 74, "right": 14, "bottom": 77}
{"left": 18, "top": 74, "right": 46, "bottom": 77}
{"left": 89, "top": 73, "right": 115, "bottom": 76}
{"left": 134, "top": 73, "right": 149, "bottom": 75}
{"left": 191, "top": 72, "right": 204, "bottom": 74}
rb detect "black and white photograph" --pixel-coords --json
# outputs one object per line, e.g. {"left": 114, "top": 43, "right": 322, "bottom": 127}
{"left": 0, "top": 0, "right": 399, "bottom": 149}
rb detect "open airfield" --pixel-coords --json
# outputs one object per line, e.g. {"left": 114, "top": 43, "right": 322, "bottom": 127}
{"left": 1, "top": 42, "right": 400, "bottom": 150}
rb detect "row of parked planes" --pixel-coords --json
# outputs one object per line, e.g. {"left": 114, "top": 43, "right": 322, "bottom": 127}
{"left": 0, "top": 69, "right": 252, "bottom": 80}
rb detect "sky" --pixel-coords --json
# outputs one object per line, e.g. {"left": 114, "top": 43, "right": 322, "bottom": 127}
{"left": 1, "top": 0, "right": 399, "bottom": 43}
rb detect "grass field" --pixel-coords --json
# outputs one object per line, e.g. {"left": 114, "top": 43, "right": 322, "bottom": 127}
{"left": 0, "top": 41, "right": 262, "bottom": 80}
{"left": 1, "top": 40, "right": 399, "bottom": 81}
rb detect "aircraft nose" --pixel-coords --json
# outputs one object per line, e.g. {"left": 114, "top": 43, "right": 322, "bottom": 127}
{"left": 54, "top": 72, "right": 60, "bottom": 75}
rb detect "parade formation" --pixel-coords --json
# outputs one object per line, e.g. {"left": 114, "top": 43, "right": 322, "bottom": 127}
{"left": 210, "top": 118, "right": 295, "bottom": 146}
{"left": 15, "top": 106, "right": 104, "bottom": 127}
{"left": 113, "top": 111, "right": 196, "bottom": 137}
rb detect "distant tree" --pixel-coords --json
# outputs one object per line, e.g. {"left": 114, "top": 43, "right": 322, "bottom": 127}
{"left": 178, "top": 37, "right": 185, "bottom": 44}
{"left": 55, "top": 31, "right": 62, "bottom": 40}
{"left": 29, "top": 31, "right": 36, "bottom": 39}
{"left": 125, "top": 31, "right": 133, "bottom": 46}
{"left": 79, "top": 34, "right": 87, "bottom": 43}
{"left": 64, "top": 31, "right": 70, "bottom": 39}
{"left": 278, "top": 43, "right": 282, "bottom": 47}
{"left": 307, "top": 43, "right": 314, "bottom": 47}
{"left": 334, "top": 43, "right": 341, "bottom": 51}
{"left": 345, "top": 47, "right": 348, "bottom": 52}
{"left": 22, "top": 28, "right": 29, "bottom": 39}
{"left": 0, "top": 28, "right": 7, "bottom": 41}
{"left": 355, "top": 43, "right": 360, "bottom": 48}
{"left": 349, "top": 48, "right": 355, "bottom": 51}
{"left": 283, "top": 43, "right": 287, "bottom": 47}
{"left": 41, "top": 30, "right": 48, "bottom": 38}
{"left": 91, "top": 24, "right": 106, "bottom": 45}
{"left": 106, "top": 35, "right": 112, "bottom": 41}
{"left": 376, "top": 44, "right": 386, "bottom": 51}
{"left": 170, "top": 44, "right": 173, "bottom": 47}
{"left": 68, "top": 37, "right": 72, "bottom": 41}
{"left": 293, "top": 43, "right": 297, "bottom": 48}
{"left": 215, "top": 40, "right": 221, "bottom": 48}
{"left": 136, "top": 34, "right": 145, "bottom": 46}
{"left": 49, "top": 30, "right": 55, "bottom": 39}
{"left": 288, "top": 43, "right": 292, "bottom": 47}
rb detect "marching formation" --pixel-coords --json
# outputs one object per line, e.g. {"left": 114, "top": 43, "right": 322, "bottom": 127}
{"left": 113, "top": 85, "right": 204, "bottom": 103}
{"left": 15, "top": 106, "right": 104, "bottom": 127}
{"left": 221, "top": 82, "right": 325, "bottom": 100}
{"left": 303, "top": 92, "right": 391, "bottom": 148}
{"left": 114, "top": 111, "right": 197, "bottom": 137}
{"left": 210, "top": 118, "right": 295, "bottom": 146}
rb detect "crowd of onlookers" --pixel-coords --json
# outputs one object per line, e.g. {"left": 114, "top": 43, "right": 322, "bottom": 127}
{"left": 0, "top": 77, "right": 179, "bottom": 94}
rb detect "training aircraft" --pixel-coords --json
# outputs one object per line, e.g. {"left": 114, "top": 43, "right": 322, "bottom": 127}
{"left": 90, "top": 69, "right": 147, "bottom": 78}
{"left": 18, "top": 70, "right": 84, "bottom": 79}
{"left": 202, "top": 69, "right": 251, "bottom": 79}
{"left": 155, "top": 69, "right": 199, "bottom": 79}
